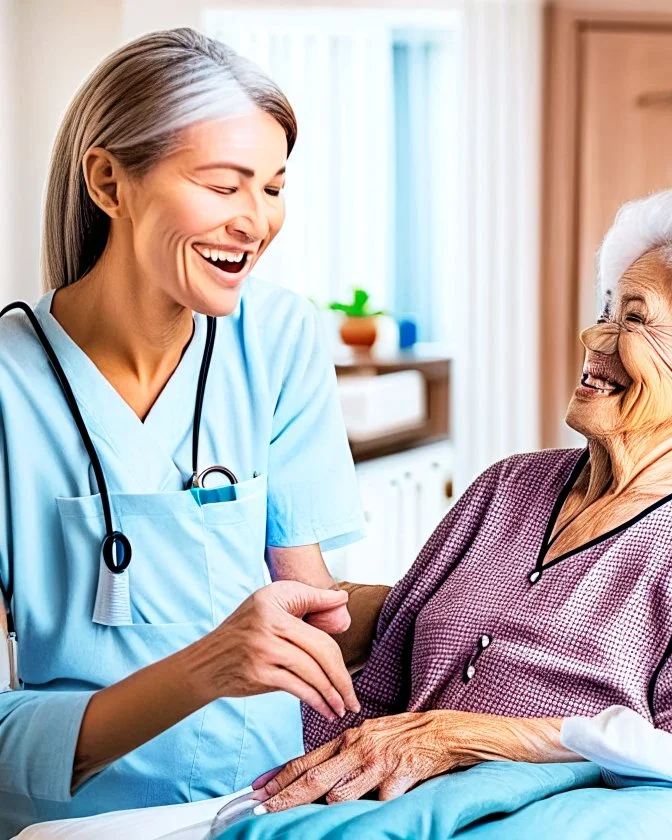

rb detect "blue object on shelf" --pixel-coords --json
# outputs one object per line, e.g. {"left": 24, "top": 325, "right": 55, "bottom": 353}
{"left": 398, "top": 318, "right": 418, "bottom": 349}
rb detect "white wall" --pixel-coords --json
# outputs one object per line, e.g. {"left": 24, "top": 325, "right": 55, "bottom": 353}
{"left": 5, "top": 0, "right": 122, "bottom": 302}
{"left": 0, "top": 0, "right": 19, "bottom": 303}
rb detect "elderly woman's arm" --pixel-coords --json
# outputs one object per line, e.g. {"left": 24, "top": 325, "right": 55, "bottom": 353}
{"left": 257, "top": 710, "right": 580, "bottom": 810}
{"left": 267, "top": 544, "right": 391, "bottom": 671}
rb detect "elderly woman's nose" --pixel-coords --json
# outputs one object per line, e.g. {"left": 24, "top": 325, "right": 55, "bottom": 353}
{"left": 580, "top": 323, "right": 620, "bottom": 355}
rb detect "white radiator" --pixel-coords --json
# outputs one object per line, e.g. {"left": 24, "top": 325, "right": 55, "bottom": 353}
{"left": 326, "top": 441, "right": 453, "bottom": 586}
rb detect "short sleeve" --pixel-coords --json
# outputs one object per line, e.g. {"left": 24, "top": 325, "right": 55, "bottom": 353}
{"left": 266, "top": 304, "right": 365, "bottom": 551}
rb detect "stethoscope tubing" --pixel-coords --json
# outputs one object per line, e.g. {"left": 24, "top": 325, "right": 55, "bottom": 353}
{"left": 0, "top": 302, "right": 236, "bottom": 630}
{"left": 0, "top": 302, "right": 117, "bottom": 540}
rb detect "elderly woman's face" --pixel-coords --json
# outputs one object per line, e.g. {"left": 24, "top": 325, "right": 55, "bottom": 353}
{"left": 566, "top": 251, "right": 672, "bottom": 442}
{"left": 123, "top": 108, "right": 287, "bottom": 316}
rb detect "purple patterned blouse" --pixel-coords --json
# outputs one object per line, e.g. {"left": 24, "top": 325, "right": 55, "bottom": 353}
{"left": 304, "top": 448, "right": 672, "bottom": 751}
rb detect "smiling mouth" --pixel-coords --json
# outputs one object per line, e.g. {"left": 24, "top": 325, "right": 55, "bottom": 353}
{"left": 194, "top": 245, "right": 250, "bottom": 275}
{"left": 580, "top": 372, "right": 626, "bottom": 396}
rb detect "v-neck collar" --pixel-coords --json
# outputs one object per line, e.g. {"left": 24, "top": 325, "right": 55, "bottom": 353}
{"left": 535, "top": 448, "right": 672, "bottom": 575}
{"left": 33, "top": 290, "right": 208, "bottom": 492}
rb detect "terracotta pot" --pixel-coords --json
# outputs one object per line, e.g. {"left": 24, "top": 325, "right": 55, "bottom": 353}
{"left": 339, "top": 316, "right": 378, "bottom": 347}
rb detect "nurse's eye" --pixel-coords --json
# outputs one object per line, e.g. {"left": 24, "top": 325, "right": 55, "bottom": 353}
{"left": 210, "top": 186, "right": 237, "bottom": 195}
{"left": 265, "top": 186, "right": 284, "bottom": 197}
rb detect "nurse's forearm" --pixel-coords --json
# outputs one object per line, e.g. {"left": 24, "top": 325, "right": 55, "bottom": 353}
{"left": 72, "top": 643, "right": 208, "bottom": 790}
{"left": 73, "top": 580, "right": 359, "bottom": 791}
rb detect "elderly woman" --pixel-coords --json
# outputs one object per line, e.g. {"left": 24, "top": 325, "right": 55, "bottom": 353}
{"left": 257, "top": 190, "right": 672, "bottom": 812}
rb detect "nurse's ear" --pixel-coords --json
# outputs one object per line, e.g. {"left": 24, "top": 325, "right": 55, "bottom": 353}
{"left": 82, "top": 147, "right": 130, "bottom": 219}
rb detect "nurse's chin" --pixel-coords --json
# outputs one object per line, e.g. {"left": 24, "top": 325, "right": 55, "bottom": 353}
{"left": 192, "top": 267, "right": 251, "bottom": 316}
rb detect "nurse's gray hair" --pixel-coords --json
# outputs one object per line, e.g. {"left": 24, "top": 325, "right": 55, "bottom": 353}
{"left": 42, "top": 27, "right": 297, "bottom": 290}
{"left": 598, "top": 189, "right": 672, "bottom": 305}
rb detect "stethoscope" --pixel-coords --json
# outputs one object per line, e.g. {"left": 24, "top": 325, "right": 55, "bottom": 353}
{"left": 0, "top": 300, "right": 238, "bottom": 585}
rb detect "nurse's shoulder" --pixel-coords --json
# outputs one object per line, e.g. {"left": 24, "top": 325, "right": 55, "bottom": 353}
{"left": 0, "top": 304, "right": 48, "bottom": 386}
{"left": 241, "top": 275, "right": 319, "bottom": 333}
{"left": 239, "top": 276, "right": 327, "bottom": 361}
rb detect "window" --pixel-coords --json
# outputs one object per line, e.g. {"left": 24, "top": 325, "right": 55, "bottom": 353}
{"left": 204, "top": 8, "right": 461, "bottom": 345}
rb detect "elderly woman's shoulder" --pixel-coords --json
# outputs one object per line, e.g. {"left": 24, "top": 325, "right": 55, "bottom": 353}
{"left": 478, "top": 447, "right": 585, "bottom": 491}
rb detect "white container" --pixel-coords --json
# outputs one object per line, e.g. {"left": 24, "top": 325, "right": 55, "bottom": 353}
{"left": 337, "top": 370, "right": 426, "bottom": 442}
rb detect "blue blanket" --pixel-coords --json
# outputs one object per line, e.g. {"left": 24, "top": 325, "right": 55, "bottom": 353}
{"left": 218, "top": 762, "right": 672, "bottom": 839}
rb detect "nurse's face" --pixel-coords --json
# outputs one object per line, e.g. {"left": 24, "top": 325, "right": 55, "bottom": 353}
{"left": 566, "top": 250, "right": 672, "bottom": 445}
{"left": 123, "top": 109, "right": 287, "bottom": 316}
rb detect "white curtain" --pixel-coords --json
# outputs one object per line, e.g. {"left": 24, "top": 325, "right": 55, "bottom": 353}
{"left": 204, "top": 12, "right": 395, "bottom": 311}
{"left": 452, "top": 0, "right": 543, "bottom": 491}
{"left": 205, "top": 3, "right": 544, "bottom": 494}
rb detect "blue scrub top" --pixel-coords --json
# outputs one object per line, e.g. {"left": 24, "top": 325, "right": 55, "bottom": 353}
{"left": 0, "top": 277, "right": 365, "bottom": 837}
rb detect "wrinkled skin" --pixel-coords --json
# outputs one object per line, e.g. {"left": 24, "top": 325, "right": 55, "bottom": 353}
{"left": 557, "top": 249, "right": 672, "bottom": 559}
{"left": 256, "top": 712, "right": 570, "bottom": 811}
{"left": 257, "top": 248, "right": 672, "bottom": 813}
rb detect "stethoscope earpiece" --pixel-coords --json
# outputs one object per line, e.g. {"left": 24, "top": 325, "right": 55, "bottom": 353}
{"left": 101, "top": 531, "right": 132, "bottom": 574}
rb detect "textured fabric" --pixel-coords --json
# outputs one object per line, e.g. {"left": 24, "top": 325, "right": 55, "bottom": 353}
{"left": 0, "top": 277, "right": 364, "bottom": 838}
{"left": 219, "top": 761, "right": 672, "bottom": 840}
{"left": 304, "top": 448, "right": 672, "bottom": 749}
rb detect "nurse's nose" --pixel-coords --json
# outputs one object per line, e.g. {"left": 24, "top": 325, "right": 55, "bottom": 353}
{"left": 580, "top": 323, "right": 620, "bottom": 355}
{"left": 226, "top": 193, "right": 271, "bottom": 244}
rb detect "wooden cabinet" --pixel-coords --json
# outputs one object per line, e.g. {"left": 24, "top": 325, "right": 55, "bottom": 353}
{"left": 541, "top": 3, "right": 672, "bottom": 448}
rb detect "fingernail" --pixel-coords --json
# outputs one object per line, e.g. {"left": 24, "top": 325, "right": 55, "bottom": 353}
{"left": 251, "top": 764, "right": 285, "bottom": 790}
{"left": 253, "top": 804, "right": 268, "bottom": 816}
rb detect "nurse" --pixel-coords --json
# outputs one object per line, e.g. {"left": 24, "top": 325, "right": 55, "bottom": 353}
{"left": 0, "top": 27, "right": 386, "bottom": 837}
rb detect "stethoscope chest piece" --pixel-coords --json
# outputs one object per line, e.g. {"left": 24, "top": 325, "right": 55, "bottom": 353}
{"left": 190, "top": 465, "right": 238, "bottom": 489}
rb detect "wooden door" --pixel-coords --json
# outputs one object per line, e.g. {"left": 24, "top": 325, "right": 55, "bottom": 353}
{"left": 577, "top": 27, "right": 672, "bottom": 345}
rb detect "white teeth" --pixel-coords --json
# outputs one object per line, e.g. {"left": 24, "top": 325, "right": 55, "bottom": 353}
{"left": 584, "top": 373, "right": 618, "bottom": 392}
{"left": 197, "top": 246, "right": 247, "bottom": 266}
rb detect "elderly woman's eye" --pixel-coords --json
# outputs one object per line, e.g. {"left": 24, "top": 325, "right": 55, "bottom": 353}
{"left": 625, "top": 314, "right": 644, "bottom": 324}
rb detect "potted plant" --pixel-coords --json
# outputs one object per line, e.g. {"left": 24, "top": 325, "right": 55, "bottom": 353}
{"left": 328, "top": 288, "right": 386, "bottom": 347}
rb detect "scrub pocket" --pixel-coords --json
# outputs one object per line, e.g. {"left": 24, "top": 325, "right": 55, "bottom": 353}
{"left": 55, "top": 473, "right": 268, "bottom": 628}
{"left": 200, "top": 473, "right": 269, "bottom": 625}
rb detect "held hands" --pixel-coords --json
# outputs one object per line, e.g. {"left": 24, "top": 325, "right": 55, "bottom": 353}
{"left": 202, "top": 581, "right": 360, "bottom": 720}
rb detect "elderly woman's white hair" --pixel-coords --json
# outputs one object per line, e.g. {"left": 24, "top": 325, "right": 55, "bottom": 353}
{"left": 598, "top": 190, "right": 672, "bottom": 306}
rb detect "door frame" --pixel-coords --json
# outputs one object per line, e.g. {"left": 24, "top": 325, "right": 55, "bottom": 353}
{"left": 540, "top": 2, "right": 672, "bottom": 448}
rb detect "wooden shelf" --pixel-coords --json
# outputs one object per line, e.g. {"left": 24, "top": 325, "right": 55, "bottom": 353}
{"left": 334, "top": 348, "right": 451, "bottom": 463}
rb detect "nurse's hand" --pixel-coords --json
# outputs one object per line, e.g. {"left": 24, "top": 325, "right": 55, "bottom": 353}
{"left": 198, "top": 581, "right": 361, "bottom": 721}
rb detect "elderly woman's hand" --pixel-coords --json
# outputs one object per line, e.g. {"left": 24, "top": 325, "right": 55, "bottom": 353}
{"left": 256, "top": 710, "right": 575, "bottom": 811}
